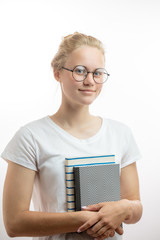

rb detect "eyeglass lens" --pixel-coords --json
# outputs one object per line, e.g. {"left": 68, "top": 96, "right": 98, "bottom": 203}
{"left": 73, "top": 66, "right": 108, "bottom": 83}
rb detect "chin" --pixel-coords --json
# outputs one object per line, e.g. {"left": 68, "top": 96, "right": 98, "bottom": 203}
{"left": 80, "top": 99, "right": 96, "bottom": 106}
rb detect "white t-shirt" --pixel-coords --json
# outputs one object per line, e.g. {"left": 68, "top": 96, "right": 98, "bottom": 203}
{"left": 1, "top": 116, "right": 141, "bottom": 240}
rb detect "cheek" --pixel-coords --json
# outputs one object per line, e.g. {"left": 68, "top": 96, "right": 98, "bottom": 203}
{"left": 97, "top": 85, "right": 103, "bottom": 94}
{"left": 60, "top": 80, "right": 78, "bottom": 96}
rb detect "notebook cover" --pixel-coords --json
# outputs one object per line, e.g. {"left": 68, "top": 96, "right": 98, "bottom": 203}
{"left": 65, "top": 155, "right": 115, "bottom": 212}
{"left": 74, "top": 164, "right": 121, "bottom": 211}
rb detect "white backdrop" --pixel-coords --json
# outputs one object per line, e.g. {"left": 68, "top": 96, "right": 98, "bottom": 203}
{"left": 0, "top": 0, "right": 160, "bottom": 240}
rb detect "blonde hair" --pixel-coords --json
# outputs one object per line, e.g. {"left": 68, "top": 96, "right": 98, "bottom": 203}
{"left": 51, "top": 32, "right": 105, "bottom": 71}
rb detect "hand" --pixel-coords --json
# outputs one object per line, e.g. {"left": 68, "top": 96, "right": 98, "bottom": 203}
{"left": 77, "top": 201, "right": 127, "bottom": 239}
{"left": 79, "top": 209, "right": 98, "bottom": 223}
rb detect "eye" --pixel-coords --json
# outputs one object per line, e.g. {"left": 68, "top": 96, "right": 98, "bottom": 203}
{"left": 94, "top": 69, "right": 107, "bottom": 78}
{"left": 94, "top": 70, "right": 103, "bottom": 77}
{"left": 74, "top": 66, "right": 86, "bottom": 75}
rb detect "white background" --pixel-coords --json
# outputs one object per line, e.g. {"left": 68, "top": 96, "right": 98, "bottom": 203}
{"left": 0, "top": 0, "right": 160, "bottom": 239}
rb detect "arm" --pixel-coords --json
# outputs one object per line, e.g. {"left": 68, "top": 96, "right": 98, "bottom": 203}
{"left": 77, "top": 162, "right": 143, "bottom": 239}
{"left": 120, "top": 162, "right": 143, "bottom": 223}
{"left": 3, "top": 161, "right": 97, "bottom": 237}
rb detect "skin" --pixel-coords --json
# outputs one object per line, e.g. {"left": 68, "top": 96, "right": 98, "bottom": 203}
{"left": 52, "top": 46, "right": 104, "bottom": 139}
{"left": 77, "top": 162, "right": 142, "bottom": 239}
{"left": 3, "top": 46, "right": 142, "bottom": 239}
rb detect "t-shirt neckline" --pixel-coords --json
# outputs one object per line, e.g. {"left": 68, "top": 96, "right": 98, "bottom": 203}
{"left": 46, "top": 115, "right": 105, "bottom": 143}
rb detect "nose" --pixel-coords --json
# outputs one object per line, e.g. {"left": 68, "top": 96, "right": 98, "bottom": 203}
{"left": 83, "top": 72, "right": 95, "bottom": 86}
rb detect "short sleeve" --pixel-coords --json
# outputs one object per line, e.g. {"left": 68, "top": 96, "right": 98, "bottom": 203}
{"left": 121, "top": 127, "right": 142, "bottom": 168}
{"left": 1, "top": 126, "right": 38, "bottom": 171}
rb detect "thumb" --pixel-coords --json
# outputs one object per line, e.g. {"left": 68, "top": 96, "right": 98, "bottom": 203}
{"left": 81, "top": 203, "right": 101, "bottom": 211}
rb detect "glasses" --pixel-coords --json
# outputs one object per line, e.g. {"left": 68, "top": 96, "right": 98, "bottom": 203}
{"left": 62, "top": 65, "right": 110, "bottom": 84}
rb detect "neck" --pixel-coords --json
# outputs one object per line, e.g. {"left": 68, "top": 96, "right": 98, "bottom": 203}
{"left": 52, "top": 102, "right": 94, "bottom": 128}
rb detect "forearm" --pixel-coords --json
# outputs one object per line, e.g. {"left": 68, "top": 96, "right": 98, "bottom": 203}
{"left": 5, "top": 210, "right": 86, "bottom": 237}
{"left": 122, "top": 199, "right": 143, "bottom": 224}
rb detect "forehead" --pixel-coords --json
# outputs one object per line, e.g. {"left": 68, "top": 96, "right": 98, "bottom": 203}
{"left": 65, "top": 46, "right": 105, "bottom": 68}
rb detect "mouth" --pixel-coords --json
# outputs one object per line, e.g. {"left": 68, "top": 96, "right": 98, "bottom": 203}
{"left": 78, "top": 89, "right": 96, "bottom": 92}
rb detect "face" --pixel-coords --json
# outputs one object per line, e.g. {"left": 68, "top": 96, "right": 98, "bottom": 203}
{"left": 54, "top": 46, "right": 105, "bottom": 107}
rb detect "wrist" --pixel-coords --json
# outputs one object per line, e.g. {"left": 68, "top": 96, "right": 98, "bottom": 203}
{"left": 72, "top": 211, "right": 86, "bottom": 226}
{"left": 120, "top": 199, "right": 132, "bottom": 222}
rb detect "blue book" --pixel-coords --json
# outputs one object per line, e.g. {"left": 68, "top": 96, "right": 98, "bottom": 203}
{"left": 65, "top": 155, "right": 116, "bottom": 212}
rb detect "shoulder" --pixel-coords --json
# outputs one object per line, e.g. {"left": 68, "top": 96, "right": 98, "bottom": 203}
{"left": 6, "top": 116, "right": 50, "bottom": 146}
{"left": 103, "top": 118, "right": 131, "bottom": 134}
{"left": 102, "top": 118, "right": 135, "bottom": 145}
{"left": 102, "top": 118, "right": 141, "bottom": 166}
{"left": 19, "top": 116, "right": 51, "bottom": 136}
{"left": 22, "top": 116, "right": 49, "bottom": 130}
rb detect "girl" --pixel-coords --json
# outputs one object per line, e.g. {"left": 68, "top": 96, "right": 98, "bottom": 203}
{"left": 1, "top": 32, "right": 142, "bottom": 240}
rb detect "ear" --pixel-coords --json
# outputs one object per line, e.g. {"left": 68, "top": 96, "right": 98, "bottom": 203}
{"left": 53, "top": 69, "right": 61, "bottom": 82}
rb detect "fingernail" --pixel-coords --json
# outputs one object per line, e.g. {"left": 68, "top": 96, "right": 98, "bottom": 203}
{"left": 77, "top": 229, "right": 81, "bottom": 233}
{"left": 81, "top": 206, "right": 87, "bottom": 209}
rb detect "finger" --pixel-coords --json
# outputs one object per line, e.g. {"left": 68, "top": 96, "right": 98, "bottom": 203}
{"left": 81, "top": 206, "right": 89, "bottom": 211}
{"left": 81, "top": 206, "right": 98, "bottom": 211}
{"left": 108, "top": 229, "right": 115, "bottom": 238}
{"left": 115, "top": 226, "right": 123, "bottom": 235}
{"left": 77, "top": 216, "right": 99, "bottom": 233}
{"left": 82, "top": 204, "right": 101, "bottom": 211}
{"left": 100, "top": 229, "right": 115, "bottom": 239}
{"left": 94, "top": 230, "right": 113, "bottom": 240}
{"left": 86, "top": 221, "right": 110, "bottom": 237}
{"left": 87, "top": 225, "right": 110, "bottom": 238}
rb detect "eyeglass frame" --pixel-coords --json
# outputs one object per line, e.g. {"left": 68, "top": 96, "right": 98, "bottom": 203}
{"left": 61, "top": 65, "right": 110, "bottom": 84}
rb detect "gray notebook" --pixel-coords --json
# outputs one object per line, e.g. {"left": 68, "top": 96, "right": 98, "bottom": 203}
{"left": 74, "top": 164, "right": 121, "bottom": 211}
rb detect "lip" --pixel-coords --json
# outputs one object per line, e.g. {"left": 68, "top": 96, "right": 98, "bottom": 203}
{"left": 78, "top": 89, "right": 96, "bottom": 92}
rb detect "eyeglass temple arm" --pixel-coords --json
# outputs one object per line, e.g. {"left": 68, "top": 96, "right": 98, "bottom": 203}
{"left": 62, "top": 67, "right": 73, "bottom": 72}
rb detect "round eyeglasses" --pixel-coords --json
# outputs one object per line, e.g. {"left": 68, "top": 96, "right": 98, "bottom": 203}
{"left": 62, "top": 65, "right": 110, "bottom": 84}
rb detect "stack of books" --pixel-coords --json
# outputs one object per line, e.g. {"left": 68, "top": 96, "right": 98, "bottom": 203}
{"left": 65, "top": 155, "right": 121, "bottom": 212}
